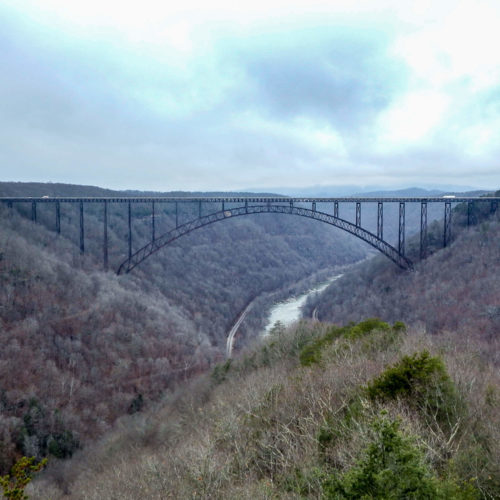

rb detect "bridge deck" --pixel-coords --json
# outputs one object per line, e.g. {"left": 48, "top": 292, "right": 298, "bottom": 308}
{"left": 1, "top": 196, "right": 499, "bottom": 203}
{"left": 2, "top": 195, "right": 498, "bottom": 274}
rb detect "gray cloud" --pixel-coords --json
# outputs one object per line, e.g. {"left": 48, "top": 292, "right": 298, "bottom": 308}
{"left": 226, "top": 25, "right": 407, "bottom": 132}
{"left": 0, "top": 5, "right": 499, "bottom": 191}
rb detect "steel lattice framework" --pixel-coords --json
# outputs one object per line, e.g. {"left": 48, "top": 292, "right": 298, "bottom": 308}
{"left": 117, "top": 204, "right": 414, "bottom": 274}
{"left": 1, "top": 195, "right": 499, "bottom": 274}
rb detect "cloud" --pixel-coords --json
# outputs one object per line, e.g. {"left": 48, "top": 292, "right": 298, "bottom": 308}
{"left": 223, "top": 24, "right": 406, "bottom": 131}
{"left": 0, "top": 1, "right": 499, "bottom": 191}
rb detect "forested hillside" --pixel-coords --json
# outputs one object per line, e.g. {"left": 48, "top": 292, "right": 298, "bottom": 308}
{"left": 26, "top": 198, "right": 500, "bottom": 499}
{"left": 305, "top": 196, "right": 500, "bottom": 340}
{"left": 0, "top": 182, "right": 367, "bottom": 474}
{"left": 2, "top": 183, "right": 498, "bottom": 497}
{"left": 0, "top": 182, "right": 368, "bottom": 344}
{"left": 31, "top": 320, "right": 499, "bottom": 499}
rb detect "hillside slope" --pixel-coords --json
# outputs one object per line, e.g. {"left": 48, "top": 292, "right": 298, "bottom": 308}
{"left": 0, "top": 182, "right": 368, "bottom": 344}
{"left": 25, "top": 201, "right": 500, "bottom": 499}
{"left": 31, "top": 319, "right": 499, "bottom": 499}
{"left": 306, "top": 208, "right": 500, "bottom": 340}
{"left": 0, "top": 211, "right": 209, "bottom": 472}
{"left": 0, "top": 183, "right": 367, "bottom": 473}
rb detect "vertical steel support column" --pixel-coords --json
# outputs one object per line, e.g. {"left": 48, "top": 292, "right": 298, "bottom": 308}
{"left": 79, "top": 201, "right": 84, "bottom": 254}
{"left": 443, "top": 201, "right": 452, "bottom": 247}
{"left": 56, "top": 200, "right": 61, "bottom": 234}
{"left": 245, "top": 200, "right": 249, "bottom": 213}
{"left": 7, "top": 201, "right": 12, "bottom": 211}
{"left": 198, "top": 200, "right": 202, "bottom": 218}
{"left": 420, "top": 201, "right": 427, "bottom": 260}
{"left": 334, "top": 201, "right": 339, "bottom": 218}
{"left": 103, "top": 200, "right": 108, "bottom": 271}
{"left": 175, "top": 201, "right": 179, "bottom": 228}
{"left": 355, "top": 202, "right": 361, "bottom": 227}
{"left": 128, "top": 201, "right": 132, "bottom": 260}
{"left": 377, "top": 202, "right": 383, "bottom": 239}
{"left": 31, "top": 201, "right": 37, "bottom": 222}
{"left": 491, "top": 200, "right": 498, "bottom": 214}
{"left": 312, "top": 201, "right": 316, "bottom": 212}
{"left": 289, "top": 200, "right": 293, "bottom": 211}
{"left": 467, "top": 201, "right": 472, "bottom": 227}
{"left": 221, "top": 200, "right": 224, "bottom": 213}
{"left": 151, "top": 201, "right": 155, "bottom": 241}
{"left": 399, "top": 202, "right": 405, "bottom": 256}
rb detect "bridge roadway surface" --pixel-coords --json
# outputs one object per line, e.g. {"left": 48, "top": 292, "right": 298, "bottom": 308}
{"left": 1, "top": 196, "right": 499, "bottom": 203}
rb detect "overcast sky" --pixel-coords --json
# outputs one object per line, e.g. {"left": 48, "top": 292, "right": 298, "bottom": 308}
{"left": 1, "top": 0, "right": 499, "bottom": 192}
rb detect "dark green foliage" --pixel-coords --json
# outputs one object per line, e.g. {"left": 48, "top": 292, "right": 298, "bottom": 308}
{"left": 392, "top": 321, "right": 406, "bottom": 332}
{"left": 299, "top": 341, "right": 324, "bottom": 367}
{"left": 367, "top": 351, "right": 450, "bottom": 401}
{"left": 344, "top": 318, "right": 390, "bottom": 339}
{"left": 128, "top": 394, "right": 144, "bottom": 414}
{"left": 46, "top": 431, "right": 79, "bottom": 459}
{"left": 322, "top": 414, "right": 479, "bottom": 499}
{"left": 366, "top": 351, "right": 462, "bottom": 426}
{"left": 211, "top": 360, "right": 232, "bottom": 385}
{"left": 237, "top": 322, "right": 322, "bottom": 373}
{"left": 322, "top": 414, "right": 479, "bottom": 500}
{"left": 317, "top": 426, "right": 335, "bottom": 450}
{"left": 21, "top": 400, "right": 44, "bottom": 439}
{"left": 15, "top": 400, "right": 79, "bottom": 462}
{"left": 299, "top": 319, "right": 399, "bottom": 366}
{"left": 298, "top": 325, "right": 344, "bottom": 366}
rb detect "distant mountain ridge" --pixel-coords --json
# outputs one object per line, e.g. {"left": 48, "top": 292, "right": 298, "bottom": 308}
{"left": 0, "top": 181, "right": 488, "bottom": 199}
{"left": 0, "top": 182, "right": 278, "bottom": 198}
{"left": 351, "top": 187, "right": 489, "bottom": 198}
{"left": 244, "top": 184, "right": 485, "bottom": 197}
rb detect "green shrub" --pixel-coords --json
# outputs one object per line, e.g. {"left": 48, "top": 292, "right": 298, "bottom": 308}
{"left": 366, "top": 351, "right": 462, "bottom": 428}
{"left": 392, "top": 321, "right": 407, "bottom": 332}
{"left": 344, "top": 318, "right": 390, "bottom": 340}
{"left": 211, "top": 359, "right": 232, "bottom": 385}
{"left": 299, "top": 326, "right": 343, "bottom": 366}
{"left": 367, "top": 351, "right": 449, "bottom": 400}
{"left": 322, "top": 414, "right": 478, "bottom": 499}
{"left": 299, "top": 339, "right": 324, "bottom": 366}
{"left": 317, "top": 426, "right": 335, "bottom": 450}
{"left": 46, "top": 431, "right": 79, "bottom": 459}
{"left": 299, "top": 320, "right": 400, "bottom": 367}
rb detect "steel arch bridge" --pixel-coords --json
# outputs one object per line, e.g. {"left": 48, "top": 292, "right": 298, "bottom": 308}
{"left": 117, "top": 204, "right": 413, "bottom": 274}
{"left": 1, "top": 195, "right": 499, "bottom": 274}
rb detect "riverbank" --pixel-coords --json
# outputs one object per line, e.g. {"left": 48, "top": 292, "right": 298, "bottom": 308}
{"left": 244, "top": 257, "right": 372, "bottom": 336}
{"left": 263, "top": 273, "right": 342, "bottom": 335}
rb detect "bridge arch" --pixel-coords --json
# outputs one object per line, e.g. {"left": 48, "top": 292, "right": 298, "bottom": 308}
{"left": 117, "top": 204, "right": 413, "bottom": 274}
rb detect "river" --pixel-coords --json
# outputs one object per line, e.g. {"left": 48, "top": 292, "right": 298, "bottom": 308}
{"left": 263, "top": 274, "right": 342, "bottom": 335}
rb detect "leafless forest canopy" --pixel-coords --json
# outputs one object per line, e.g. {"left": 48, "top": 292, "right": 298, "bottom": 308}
{"left": 0, "top": 182, "right": 366, "bottom": 473}
{"left": 0, "top": 183, "right": 498, "bottom": 499}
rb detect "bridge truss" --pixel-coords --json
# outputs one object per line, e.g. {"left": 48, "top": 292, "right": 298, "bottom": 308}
{"left": 1, "top": 196, "right": 498, "bottom": 273}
